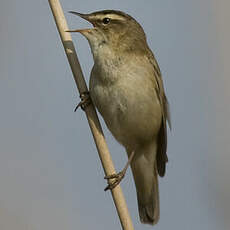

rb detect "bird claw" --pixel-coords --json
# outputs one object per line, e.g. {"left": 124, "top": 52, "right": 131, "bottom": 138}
{"left": 74, "top": 91, "right": 91, "bottom": 111}
{"left": 104, "top": 171, "right": 125, "bottom": 191}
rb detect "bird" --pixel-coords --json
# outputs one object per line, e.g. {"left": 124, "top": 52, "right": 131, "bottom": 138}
{"left": 67, "top": 10, "right": 171, "bottom": 225}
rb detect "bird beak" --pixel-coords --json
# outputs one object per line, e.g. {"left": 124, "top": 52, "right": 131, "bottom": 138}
{"left": 68, "top": 11, "right": 91, "bottom": 21}
{"left": 66, "top": 11, "right": 95, "bottom": 33}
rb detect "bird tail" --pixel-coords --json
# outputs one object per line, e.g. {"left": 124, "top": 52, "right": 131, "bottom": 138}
{"left": 130, "top": 152, "right": 159, "bottom": 225}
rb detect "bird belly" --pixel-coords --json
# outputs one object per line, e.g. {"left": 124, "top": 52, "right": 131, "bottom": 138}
{"left": 90, "top": 77, "right": 162, "bottom": 149}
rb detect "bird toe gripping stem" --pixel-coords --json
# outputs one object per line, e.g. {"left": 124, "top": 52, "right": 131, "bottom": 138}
{"left": 104, "top": 171, "right": 125, "bottom": 191}
{"left": 74, "top": 91, "right": 91, "bottom": 112}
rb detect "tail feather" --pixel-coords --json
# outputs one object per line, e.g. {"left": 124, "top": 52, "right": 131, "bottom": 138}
{"left": 131, "top": 153, "right": 160, "bottom": 225}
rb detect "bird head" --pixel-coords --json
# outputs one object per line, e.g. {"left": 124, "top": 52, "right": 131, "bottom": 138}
{"left": 67, "top": 10, "right": 147, "bottom": 55}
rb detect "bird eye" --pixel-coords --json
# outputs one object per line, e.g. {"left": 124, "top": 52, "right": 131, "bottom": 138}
{"left": 102, "top": 18, "right": 110, "bottom": 24}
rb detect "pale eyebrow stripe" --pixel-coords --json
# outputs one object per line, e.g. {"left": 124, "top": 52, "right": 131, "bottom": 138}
{"left": 95, "top": 14, "right": 126, "bottom": 21}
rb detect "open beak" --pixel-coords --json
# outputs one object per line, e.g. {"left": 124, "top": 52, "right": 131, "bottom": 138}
{"left": 65, "top": 28, "right": 92, "bottom": 33}
{"left": 66, "top": 11, "right": 94, "bottom": 33}
{"left": 68, "top": 11, "right": 90, "bottom": 21}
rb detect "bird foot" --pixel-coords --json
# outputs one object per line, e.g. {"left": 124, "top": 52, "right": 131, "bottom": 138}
{"left": 74, "top": 91, "right": 91, "bottom": 111}
{"left": 104, "top": 171, "right": 125, "bottom": 191}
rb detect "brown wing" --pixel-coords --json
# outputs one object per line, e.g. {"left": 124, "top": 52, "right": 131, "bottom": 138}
{"left": 147, "top": 49, "right": 171, "bottom": 177}
{"left": 156, "top": 107, "right": 169, "bottom": 177}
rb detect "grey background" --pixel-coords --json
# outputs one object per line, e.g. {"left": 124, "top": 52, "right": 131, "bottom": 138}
{"left": 0, "top": 0, "right": 229, "bottom": 229}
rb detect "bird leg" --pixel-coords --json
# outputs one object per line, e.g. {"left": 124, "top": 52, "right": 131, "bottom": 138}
{"left": 104, "top": 151, "right": 135, "bottom": 191}
{"left": 74, "top": 91, "right": 91, "bottom": 111}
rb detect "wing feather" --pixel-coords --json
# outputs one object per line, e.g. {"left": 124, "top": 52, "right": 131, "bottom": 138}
{"left": 147, "top": 50, "right": 171, "bottom": 177}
